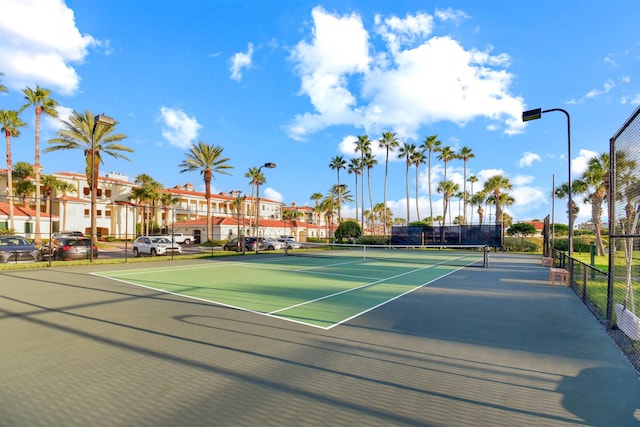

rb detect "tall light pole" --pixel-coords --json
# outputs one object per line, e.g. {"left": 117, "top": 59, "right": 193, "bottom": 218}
{"left": 522, "top": 107, "right": 573, "bottom": 256}
{"left": 254, "top": 162, "right": 276, "bottom": 252}
{"left": 90, "top": 114, "right": 116, "bottom": 262}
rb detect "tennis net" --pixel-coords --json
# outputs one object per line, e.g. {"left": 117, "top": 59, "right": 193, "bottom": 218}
{"left": 285, "top": 243, "right": 489, "bottom": 268}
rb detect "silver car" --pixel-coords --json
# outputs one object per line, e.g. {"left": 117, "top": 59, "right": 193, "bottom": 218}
{"left": 0, "top": 236, "right": 43, "bottom": 263}
{"left": 264, "top": 239, "right": 284, "bottom": 250}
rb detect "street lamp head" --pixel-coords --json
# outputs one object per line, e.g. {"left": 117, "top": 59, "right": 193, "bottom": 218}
{"left": 522, "top": 108, "right": 542, "bottom": 122}
{"left": 263, "top": 162, "right": 276, "bottom": 169}
{"left": 94, "top": 114, "right": 116, "bottom": 126}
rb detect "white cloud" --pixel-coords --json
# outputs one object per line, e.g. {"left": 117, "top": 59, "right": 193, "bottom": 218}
{"left": 519, "top": 151, "right": 541, "bottom": 167}
{"left": 44, "top": 105, "right": 74, "bottom": 130}
{"left": 263, "top": 187, "right": 283, "bottom": 203}
{"left": 374, "top": 12, "right": 434, "bottom": 55}
{"left": 159, "top": 106, "right": 202, "bottom": 149}
{"left": 434, "top": 7, "right": 471, "bottom": 25}
{"left": 286, "top": 8, "right": 524, "bottom": 141}
{"left": 230, "top": 43, "right": 254, "bottom": 82}
{"left": 572, "top": 149, "right": 599, "bottom": 176}
{"left": 0, "top": 0, "right": 97, "bottom": 95}
{"left": 585, "top": 80, "right": 614, "bottom": 99}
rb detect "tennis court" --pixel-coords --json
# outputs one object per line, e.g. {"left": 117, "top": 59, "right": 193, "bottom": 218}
{"left": 3, "top": 252, "right": 640, "bottom": 426}
{"left": 94, "top": 244, "right": 488, "bottom": 329}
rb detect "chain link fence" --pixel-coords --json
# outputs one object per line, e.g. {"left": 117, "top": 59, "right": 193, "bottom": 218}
{"left": 608, "top": 105, "right": 640, "bottom": 371}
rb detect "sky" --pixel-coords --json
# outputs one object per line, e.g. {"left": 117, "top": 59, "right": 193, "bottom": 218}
{"left": 1, "top": 0, "right": 639, "bottom": 227}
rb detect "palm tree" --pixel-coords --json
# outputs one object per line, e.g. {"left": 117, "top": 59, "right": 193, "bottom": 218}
{"left": 245, "top": 166, "right": 265, "bottom": 226}
{"left": 354, "top": 135, "right": 371, "bottom": 229}
{"left": 310, "top": 192, "right": 323, "bottom": 224}
{"left": 421, "top": 134, "right": 442, "bottom": 225}
{"left": 159, "top": 192, "right": 180, "bottom": 232}
{"left": 363, "top": 151, "right": 377, "bottom": 232}
{"left": 576, "top": 152, "right": 609, "bottom": 255}
{"left": 393, "top": 217, "right": 406, "bottom": 226}
{"left": 0, "top": 109, "right": 26, "bottom": 231}
{"left": 467, "top": 175, "right": 478, "bottom": 223}
{"left": 0, "top": 72, "right": 7, "bottom": 94}
{"left": 12, "top": 162, "right": 35, "bottom": 206}
{"left": 458, "top": 146, "right": 474, "bottom": 223}
{"left": 398, "top": 142, "right": 417, "bottom": 224}
{"left": 347, "top": 157, "right": 361, "bottom": 226}
{"left": 20, "top": 85, "right": 58, "bottom": 245}
{"left": 329, "top": 155, "right": 346, "bottom": 222}
{"left": 57, "top": 181, "right": 76, "bottom": 231}
{"left": 378, "top": 131, "right": 399, "bottom": 234}
{"left": 438, "top": 146, "right": 456, "bottom": 182}
{"left": 437, "top": 180, "right": 459, "bottom": 226}
{"left": 482, "top": 175, "right": 512, "bottom": 226}
{"left": 39, "top": 174, "right": 60, "bottom": 214}
{"left": 46, "top": 109, "right": 131, "bottom": 242}
{"left": 411, "top": 148, "right": 426, "bottom": 222}
{"left": 133, "top": 174, "right": 163, "bottom": 235}
{"left": 178, "top": 141, "right": 232, "bottom": 243}
{"left": 554, "top": 182, "right": 580, "bottom": 231}
{"left": 471, "top": 192, "right": 486, "bottom": 225}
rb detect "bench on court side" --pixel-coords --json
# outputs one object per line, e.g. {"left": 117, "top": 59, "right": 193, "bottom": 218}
{"left": 541, "top": 257, "right": 553, "bottom": 267}
{"left": 549, "top": 268, "right": 570, "bottom": 286}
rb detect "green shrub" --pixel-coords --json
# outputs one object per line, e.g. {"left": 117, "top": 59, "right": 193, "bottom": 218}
{"left": 355, "top": 235, "right": 390, "bottom": 245}
{"left": 503, "top": 236, "right": 541, "bottom": 253}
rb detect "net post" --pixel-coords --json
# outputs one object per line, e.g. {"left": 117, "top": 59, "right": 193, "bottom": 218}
{"left": 284, "top": 244, "right": 289, "bottom": 256}
{"left": 484, "top": 245, "right": 489, "bottom": 268}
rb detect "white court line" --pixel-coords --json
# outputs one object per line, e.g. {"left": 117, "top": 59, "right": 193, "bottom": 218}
{"left": 268, "top": 261, "right": 444, "bottom": 315}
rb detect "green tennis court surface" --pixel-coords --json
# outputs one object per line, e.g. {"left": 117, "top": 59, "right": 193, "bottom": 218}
{"left": 95, "top": 249, "right": 485, "bottom": 329}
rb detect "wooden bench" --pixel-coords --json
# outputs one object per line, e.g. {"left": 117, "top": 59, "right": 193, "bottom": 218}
{"left": 541, "top": 257, "right": 553, "bottom": 267}
{"left": 549, "top": 268, "right": 570, "bottom": 286}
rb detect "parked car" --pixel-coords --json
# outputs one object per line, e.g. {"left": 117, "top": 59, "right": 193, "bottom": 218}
{"left": 169, "top": 233, "right": 194, "bottom": 245}
{"left": 0, "top": 236, "right": 43, "bottom": 263}
{"left": 264, "top": 239, "right": 284, "bottom": 250}
{"left": 277, "top": 238, "right": 304, "bottom": 249}
{"left": 222, "top": 237, "right": 270, "bottom": 252}
{"left": 52, "top": 231, "right": 84, "bottom": 238}
{"left": 42, "top": 236, "right": 98, "bottom": 261}
{"left": 133, "top": 236, "right": 182, "bottom": 257}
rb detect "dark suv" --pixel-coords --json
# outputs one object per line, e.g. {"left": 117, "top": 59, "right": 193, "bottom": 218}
{"left": 223, "top": 237, "right": 268, "bottom": 252}
{"left": 42, "top": 236, "right": 98, "bottom": 261}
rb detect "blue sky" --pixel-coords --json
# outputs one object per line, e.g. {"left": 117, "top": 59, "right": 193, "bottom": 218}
{"left": 1, "top": 0, "right": 639, "bottom": 227}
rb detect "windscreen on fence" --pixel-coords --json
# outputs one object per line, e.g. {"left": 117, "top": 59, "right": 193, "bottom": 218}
{"left": 390, "top": 224, "right": 502, "bottom": 247}
{"left": 609, "top": 104, "right": 640, "bottom": 343}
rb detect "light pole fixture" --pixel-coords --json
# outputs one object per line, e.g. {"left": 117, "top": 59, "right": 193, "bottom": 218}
{"left": 522, "top": 107, "right": 573, "bottom": 256}
{"left": 254, "top": 162, "right": 276, "bottom": 252}
{"left": 90, "top": 114, "right": 116, "bottom": 262}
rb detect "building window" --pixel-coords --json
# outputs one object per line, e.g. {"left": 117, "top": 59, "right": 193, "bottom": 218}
{"left": 105, "top": 209, "right": 111, "bottom": 218}
{"left": 105, "top": 189, "right": 112, "bottom": 197}
{"left": 97, "top": 210, "right": 102, "bottom": 217}
{"left": 84, "top": 209, "right": 90, "bottom": 217}
{"left": 24, "top": 222, "right": 33, "bottom": 234}
{"left": 0, "top": 221, "right": 8, "bottom": 231}
{"left": 83, "top": 187, "right": 90, "bottom": 196}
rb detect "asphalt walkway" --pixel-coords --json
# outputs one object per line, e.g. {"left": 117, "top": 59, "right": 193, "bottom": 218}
{"left": 1, "top": 253, "right": 638, "bottom": 426}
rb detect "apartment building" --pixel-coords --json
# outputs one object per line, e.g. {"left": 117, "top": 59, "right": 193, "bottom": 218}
{"left": 0, "top": 169, "right": 332, "bottom": 242}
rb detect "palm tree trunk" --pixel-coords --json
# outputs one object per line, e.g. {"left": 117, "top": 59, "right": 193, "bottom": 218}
{"left": 34, "top": 106, "right": 42, "bottom": 245}
{"left": 5, "top": 131, "right": 15, "bottom": 231}
{"left": 405, "top": 162, "right": 410, "bottom": 224}
{"left": 415, "top": 164, "right": 420, "bottom": 221}
{"left": 428, "top": 156, "right": 433, "bottom": 223}
{"left": 383, "top": 149, "right": 389, "bottom": 235}
{"left": 354, "top": 174, "right": 359, "bottom": 229}
{"left": 367, "top": 168, "right": 373, "bottom": 232}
